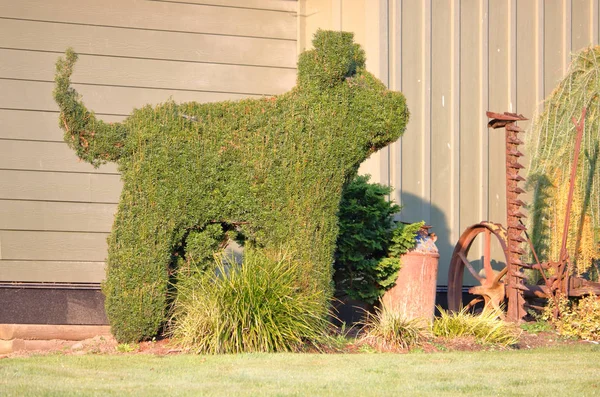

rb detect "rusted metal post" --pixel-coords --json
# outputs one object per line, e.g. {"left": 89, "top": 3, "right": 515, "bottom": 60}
{"left": 559, "top": 108, "right": 587, "bottom": 264}
{"left": 486, "top": 111, "right": 528, "bottom": 322}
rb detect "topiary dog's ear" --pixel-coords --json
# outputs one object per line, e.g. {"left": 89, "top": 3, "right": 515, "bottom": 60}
{"left": 297, "top": 29, "right": 365, "bottom": 89}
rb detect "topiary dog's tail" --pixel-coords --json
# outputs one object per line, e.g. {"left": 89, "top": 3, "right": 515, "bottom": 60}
{"left": 54, "top": 49, "right": 128, "bottom": 167}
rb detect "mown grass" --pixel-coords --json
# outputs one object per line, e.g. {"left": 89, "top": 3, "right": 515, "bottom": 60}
{"left": 1, "top": 345, "right": 599, "bottom": 396}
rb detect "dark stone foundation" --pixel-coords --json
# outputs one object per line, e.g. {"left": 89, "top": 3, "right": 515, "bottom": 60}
{"left": 0, "top": 284, "right": 108, "bottom": 325}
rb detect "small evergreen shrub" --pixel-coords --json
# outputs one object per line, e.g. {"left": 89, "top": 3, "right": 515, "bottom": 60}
{"left": 433, "top": 307, "right": 521, "bottom": 347}
{"left": 334, "top": 176, "right": 423, "bottom": 304}
{"left": 359, "top": 304, "right": 430, "bottom": 350}
{"left": 169, "top": 250, "right": 329, "bottom": 353}
{"left": 53, "top": 30, "right": 409, "bottom": 342}
{"left": 543, "top": 294, "right": 600, "bottom": 341}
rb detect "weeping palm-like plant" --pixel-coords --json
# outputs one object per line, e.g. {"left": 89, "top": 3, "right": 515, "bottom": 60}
{"left": 527, "top": 46, "right": 600, "bottom": 273}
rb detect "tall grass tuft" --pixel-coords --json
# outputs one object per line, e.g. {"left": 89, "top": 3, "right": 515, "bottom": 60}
{"left": 168, "top": 250, "right": 330, "bottom": 354}
{"left": 359, "top": 304, "right": 430, "bottom": 350}
{"left": 433, "top": 307, "right": 521, "bottom": 347}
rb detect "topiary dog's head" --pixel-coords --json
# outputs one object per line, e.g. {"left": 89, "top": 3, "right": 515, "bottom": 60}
{"left": 297, "top": 30, "right": 409, "bottom": 162}
{"left": 298, "top": 29, "right": 366, "bottom": 88}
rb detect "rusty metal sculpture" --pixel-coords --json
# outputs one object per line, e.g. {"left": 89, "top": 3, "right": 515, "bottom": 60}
{"left": 448, "top": 109, "right": 600, "bottom": 322}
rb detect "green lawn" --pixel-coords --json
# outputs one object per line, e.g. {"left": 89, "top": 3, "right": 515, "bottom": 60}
{"left": 1, "top": 345, "right": 599, "bottom": 396}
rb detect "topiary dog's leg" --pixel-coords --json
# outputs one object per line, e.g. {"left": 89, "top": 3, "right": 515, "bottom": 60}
{"left": 102, "top": 197, "right": 175, "bottom": 343}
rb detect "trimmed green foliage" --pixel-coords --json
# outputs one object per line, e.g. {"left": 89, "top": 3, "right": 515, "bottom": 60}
{"left": 184, "top": 224, "right": 226, "bottom": 272}
{"left": 169, "top": 250, "right": 329, "bottom": 353}
{"left": 388, "top": 221, "right": 425, "bottom": 258}
{"left": 433, "top": 307, "right": 521, "bottom": 347}
{"left": 334, "top": 176, "right": 423, "bottom": 304}
{"left": 360, "top": 304, "right": 430, "bottom": 350}
{"left": 53, "top": 30, "right": 409, "bottom": 342}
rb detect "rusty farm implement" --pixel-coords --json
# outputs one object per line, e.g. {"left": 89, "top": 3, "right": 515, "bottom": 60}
{"left": 447, "top": 109, "right": 600, "bottom": 322}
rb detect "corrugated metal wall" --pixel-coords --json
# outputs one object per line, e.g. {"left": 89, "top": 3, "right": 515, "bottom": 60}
{"left": 0, "top": 0, "right": 298, "bottom": 284}
{"left": 300, "top": 0, "right": 600, "bottom": 284}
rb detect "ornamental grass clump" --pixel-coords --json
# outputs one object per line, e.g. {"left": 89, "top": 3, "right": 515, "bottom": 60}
{"left": 359, "top": 304, "right": 430, "bottom": 350}
{"left": 169, "top": 250, "right": 330, "bottom": 354}
{"left": 53, "top": 30, "right": 409, "bottom": 342}
{"left": 433, "top": 307, "right": 521, "bottom": 347}
{"left": 527, "top": 46, "right": 600, "bottom": 271}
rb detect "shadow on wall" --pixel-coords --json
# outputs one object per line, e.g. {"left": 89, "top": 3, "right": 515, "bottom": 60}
{"left": 397, "top": 191, "right": 452, "bottom": 289}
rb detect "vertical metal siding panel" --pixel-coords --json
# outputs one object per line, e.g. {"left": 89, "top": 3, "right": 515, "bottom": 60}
{"left": 537, "top": 0, "right": 545, "bottom": 114}
{"left": 358, "top": 0, "right": 390, "bottom": 185}
{"left": 544, "top": 1, "right": 566, "bottom": 97}
{"left": 459, "top": 1, "right": 484, "bottom": 236}
{"left": 430, "top": 0, "right": 456, "bottom": 284}
{"left": 488, "top": 0, "right": 511, "bottom": 228}
{"left": 341, "top": 0, "right": 366, "bottom": 46}
{"left": 594, "top": 0, "right": 599, "bottom": 45}
{"left": 399, "top": 0, "right": 429, "bottom": 224}
{"left": 389, "top": 0, "right": 403, "bottom": 207}
{"left": 596, "top": 0, "right": 600, "bottom": 44}
{"left": 481, "top": 0, "right": 490, "bottom": 223}
{"left": 572, "top": 0, "right": 593, "bottom": 52}
{"left": 516, "top": 1, "right": 539, "bottom": 140}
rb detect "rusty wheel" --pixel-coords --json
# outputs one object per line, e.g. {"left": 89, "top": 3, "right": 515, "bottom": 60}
{"left": 448, "top": 222, "right": 510, "bottom": 313}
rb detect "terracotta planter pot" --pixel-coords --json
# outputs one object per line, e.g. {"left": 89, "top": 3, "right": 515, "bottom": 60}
{"left": 381, "top": 250, "right": 440, "bottom": 322}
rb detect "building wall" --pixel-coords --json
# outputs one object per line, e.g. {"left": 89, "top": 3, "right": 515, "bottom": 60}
{"left": 299, "top": 0, "right": 600, "bottom": 285}
{"left": 0, "top": 0, "right": 298, "bottom": 284}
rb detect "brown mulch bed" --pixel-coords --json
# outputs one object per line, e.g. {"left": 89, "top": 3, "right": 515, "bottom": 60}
{"left": 2, "top": 328, "right": 595, "bottom": 358}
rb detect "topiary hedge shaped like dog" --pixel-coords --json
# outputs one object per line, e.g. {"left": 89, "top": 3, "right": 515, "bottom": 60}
{"left": 53, "top": 30, "right": 409, "bottom": 342}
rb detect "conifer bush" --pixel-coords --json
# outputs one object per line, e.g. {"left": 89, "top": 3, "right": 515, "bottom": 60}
{"left": 53, "top": 30, "right": 409, "bottom": 342}
{"left": 334, "top": 175, "right": 424, "bottom": 304}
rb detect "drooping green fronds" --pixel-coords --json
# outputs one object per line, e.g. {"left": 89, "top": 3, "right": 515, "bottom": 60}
{"left": 527, "top": 46, "right": 600, "bottom": 267}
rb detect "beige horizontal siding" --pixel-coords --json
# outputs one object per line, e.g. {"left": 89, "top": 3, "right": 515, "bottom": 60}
{"left": 0, "top": 140, "right": 119, "bottom": 174}
{"left": 0, "top": 1, "right": 298, "bottom": 285}
{"left": 0, "top": 231, "right": 109, "bottom": 262}
{"left": 0, "top": 110, "right": 125, "bottom": 142}
{"left": 0, "top": 50, "right": 295, "bottom": 96}
{"left": 0, "top": 19, "right": 297, "bottom": 68}
{"left": 0, "top": 170, "right": 122, "bottom": 203}
{"left": 0, "top": 261, "right": 106, "bottom": 283}
{"left": 0, "top": 0, "right": 296, "bottom": 40}
{"left": 155, "top": 0, "right": 297, "bottom": 12}
{"left": 0, "top": 200, "right": 116, "bottom": 233}
{"left": 0, "top": 80, "right": 263, "bottom": 116}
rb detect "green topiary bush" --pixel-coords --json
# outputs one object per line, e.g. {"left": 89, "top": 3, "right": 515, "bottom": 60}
{"left": 53, "top": 30, "right": 409, "bottom": 342}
